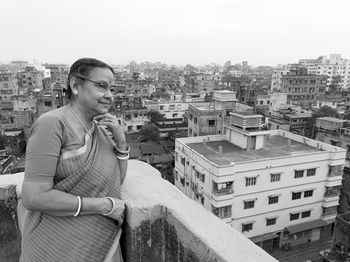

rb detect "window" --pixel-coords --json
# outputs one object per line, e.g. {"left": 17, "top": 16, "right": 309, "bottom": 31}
{"left": 268, "top": 195, "right": 279, "bottom": 204}
{"left": 304, "top": 190, "right": 314, "bottom": 198}
{"left": 194, "top": 117, "right": 197, "bottom": 124}
{"left": 294, "top": 170, "right": 304, "bottom": 178}
{"left": 208, "top": 120, "right": 216, "bottom": 126}
{"left": 292, "top": 192, "right": 302, "bottom": 200}
{"left": 270, "top": 173, "right": 281, "bottom": 182}
{"left": 213, "top": 205, "right": 232, "bottom": 219}
{"left": 159, "top": 105, "right": 164, "bottom": 110}
{"left": 136, "top": 125, "right": 142, "bottom": 130}
{"left": 175, "top": 152, "right": 178, "bottom": 162}
{"left": 180, "top": 178, "right": 185, "bottom": 186}
{"left": 301, "top": 211, "right": 311, "bottom": 218}
{"left": 242, "top": 223, "right": 253, "bottom": 232}
{"left": 181, "top": 157, "right": 185, "bottom": 166}
{"left": 246, "top": 177, "right": 257, "bottom": 186}
{"left": 307, "top": 168, "right": 316, "bottom": 176}
{"left": 244, "top": 200, "right": 255, "bottom": 209}
{"left": 290, "top": 213, "right": 299, "bottom": 221}
{"left": 44, "top": 101, "right": 52, "bottom": 107}
{"left": 200, "top": 173, "right": 205, "bottom": 183}
{"left": 127, "top": 126, "right": 132, "bottom": 131}
{"left": 266, "top": 218, "right": 277, "bottom": 226}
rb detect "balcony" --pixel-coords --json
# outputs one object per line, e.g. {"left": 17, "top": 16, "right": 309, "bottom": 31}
{"left": 324, "top": 186, "right": 341, "bottom": 198}
{"left": 0, "top": 160, "right": 277, "bottom": 262}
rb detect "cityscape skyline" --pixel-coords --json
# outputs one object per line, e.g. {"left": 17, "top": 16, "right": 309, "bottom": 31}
{"left": 1, "top": 0, "right": 350, "bottom": 66}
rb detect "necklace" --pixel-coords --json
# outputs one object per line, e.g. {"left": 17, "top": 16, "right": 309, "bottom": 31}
{"left": 68, "top": 104, "right": 94, "bottom": 141}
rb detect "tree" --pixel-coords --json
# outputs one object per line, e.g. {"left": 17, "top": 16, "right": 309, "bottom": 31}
{"left": 138, "top": 124, "right": 157, "bottom": 142}
{"left": 147, "top": 110, "right": 165, "bottom": 122}
{"left": 329, "top": 75, "right": 343, "bottom": 94}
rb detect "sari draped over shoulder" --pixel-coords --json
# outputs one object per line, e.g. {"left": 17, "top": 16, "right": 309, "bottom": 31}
{"left": 19, "top": 125, "right": 123, "bottom": 262}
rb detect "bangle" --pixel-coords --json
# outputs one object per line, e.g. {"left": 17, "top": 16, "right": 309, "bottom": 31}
{"left": 73, "top": 196, "right": 82, "bottom": 217}
{"left": 103, "top": 197, "right": 116, "bottom": 216}
{"left": 116, "top": 153, "right": 129, "bottom": 160}
{"left": 114, "top": 144, "right": 130, "bottom": 155}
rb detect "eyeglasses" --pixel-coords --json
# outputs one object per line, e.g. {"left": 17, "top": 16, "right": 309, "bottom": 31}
{"left": 75, "top": 74, "right": 116, "bottom": 93}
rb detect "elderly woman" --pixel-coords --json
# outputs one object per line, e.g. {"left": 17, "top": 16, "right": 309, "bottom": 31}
{"left": 18, "top": 58, "right": 127, "bottom": 262}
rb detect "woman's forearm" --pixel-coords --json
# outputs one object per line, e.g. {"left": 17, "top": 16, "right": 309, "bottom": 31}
{"left": 118, "top": 159, "right": 128, "bottom": 184}
{"left": 23, "top": 186, "right": 111, "bottom": 217}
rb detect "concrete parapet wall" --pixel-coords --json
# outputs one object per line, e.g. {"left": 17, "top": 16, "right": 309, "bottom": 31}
{"left": 122, "top": 160, "right": 277, "bottom": 262}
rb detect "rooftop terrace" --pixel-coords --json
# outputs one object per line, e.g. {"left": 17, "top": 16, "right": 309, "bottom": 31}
{"left": 187, "top": 135, "right": 321, "bottom": 165}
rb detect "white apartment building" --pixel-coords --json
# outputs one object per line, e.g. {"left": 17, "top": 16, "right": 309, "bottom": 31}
{"left": 300, "top": 54, "right": 350, "bottom": 90}
{"left": 174, "top": 112, "right": 345, "bottom": 252}
{"left": 271, "top": 65, "right": 292, "bottom": 90}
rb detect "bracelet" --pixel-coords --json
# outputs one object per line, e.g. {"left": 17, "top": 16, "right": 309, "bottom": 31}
{"left": 116, "top": 153, "right": 129, "bottom": 160}
{"left": 114, "top": 144, "right": 130, "bottom": 155}
{"left": 103, "top": 197, "right": 116, "bottom": 216}
{"left": 73, "top": 196, "right": 82, "bottom": 217}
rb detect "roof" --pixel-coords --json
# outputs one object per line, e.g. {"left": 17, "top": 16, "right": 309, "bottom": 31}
{"left": 250, "top": 233, "right": 279, "bottom": 243}
{"left": 284, "top": 113, "right": 312, "bottom": 119}
{"left": 317, "top": 117, "right": 347, "bottom": 123}
{"left": 285, "top": 219, "right": 328, "bottom": 234}
{"left": 140, "top": 144, "right": 166, "bottom": 155}
{"left": 186, "top": 135, "right": 321, "bottom": 165}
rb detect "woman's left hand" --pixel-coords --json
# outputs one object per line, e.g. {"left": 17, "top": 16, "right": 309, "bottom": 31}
{"left": 95, "top": 114, "right": 126, "bottom": 147}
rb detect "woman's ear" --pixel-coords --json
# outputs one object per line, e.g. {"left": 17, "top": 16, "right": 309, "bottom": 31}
{"left": 70, "top": 77, "right": 79, "bottom": 95}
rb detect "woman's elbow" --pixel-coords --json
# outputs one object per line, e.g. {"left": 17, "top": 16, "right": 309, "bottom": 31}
{"left": 21, "top": 192, "right": 36, "bottom": 210}
{"left": 21, "top": 186, "right": 46, "bottom": 210}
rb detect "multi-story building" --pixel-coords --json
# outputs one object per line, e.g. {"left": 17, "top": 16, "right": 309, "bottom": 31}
{"left": 0, "top": 72, "right": 18, "bottom": 101}
{"left": 153, "top": 118, "right": 188, "bottom": 140}
{"left": 113, "top": 96, "right": 150, "bottom": 134}
{"left": 36, "top": 89, "right": 65, "bottom": 118}
{"left": 271, "top": 65, "right": 293, "bottom": 91}
{"left": 11, "top": 95, "right": 37, "bottom": 112}
{"left": 282, "top": 112, "right": 312, "bottom": 136}
{"left": 315, "top": 117, "right": 350, "bottom": 160}
{"left": 43, "top": 64, "right": 69, "bottom": 89}
{"left": 300, "top": 54, "right": 350, "bottom": 90}
{"left": 174, "top": 111, "right": 346, "bottom": 253}
{"left": 17, "top": 66, "right": 43, "bottom": 93}
{"left": 280, "top": 67, "right": 328, "bottom": 106}
{"left": 187, "top": 90, "right": 253, "bottom": 137}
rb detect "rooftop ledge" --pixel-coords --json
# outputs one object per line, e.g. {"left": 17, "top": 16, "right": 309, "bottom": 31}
{"left": 0, "top": 160, "right": 277, "bottom": 262}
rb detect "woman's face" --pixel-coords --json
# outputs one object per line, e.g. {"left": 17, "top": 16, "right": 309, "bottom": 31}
{"left": 76, "top": 67, "right": 115, "bottom": 116}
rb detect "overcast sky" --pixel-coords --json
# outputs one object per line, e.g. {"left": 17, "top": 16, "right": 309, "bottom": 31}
{"left": 1, "top": 0, "right": 350, "bottom": 66}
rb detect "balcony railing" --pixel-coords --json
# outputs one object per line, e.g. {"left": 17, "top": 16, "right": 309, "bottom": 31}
{"left": 213, "top": 188, "right": 234, "bottom": 196}
{"left": 1, "top": 160, "right": 277, "bottom": 262}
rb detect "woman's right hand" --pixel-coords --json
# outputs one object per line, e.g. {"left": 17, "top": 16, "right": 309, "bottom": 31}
{"left": 103, "top": 197, "right": 125, "bottom": 225}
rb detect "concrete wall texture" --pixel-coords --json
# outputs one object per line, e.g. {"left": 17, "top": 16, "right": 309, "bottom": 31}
{"left": 0, "top": 185, "right": 21, "bottom": 262}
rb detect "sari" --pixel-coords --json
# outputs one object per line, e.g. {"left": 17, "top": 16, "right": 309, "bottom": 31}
{"left": 18, "top": 123, "right": 123, "bottom": 262}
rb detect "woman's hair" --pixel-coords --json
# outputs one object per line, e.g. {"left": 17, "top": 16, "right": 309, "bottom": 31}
{"left": 66, "top": 58, "right": 115, "bottom": 99}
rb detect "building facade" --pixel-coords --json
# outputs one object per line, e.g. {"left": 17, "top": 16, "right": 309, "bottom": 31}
{"left": 174, "top": 112, "right": 345, "bottom": 252}
{"left": 280, "top": 68, "right": 327, "bottom": 106}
